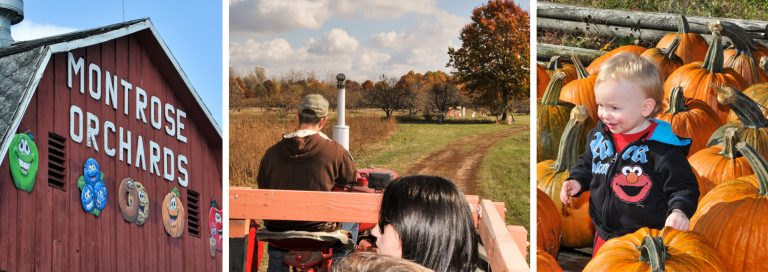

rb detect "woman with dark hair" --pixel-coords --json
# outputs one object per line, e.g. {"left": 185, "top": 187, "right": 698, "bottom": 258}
{"left": 371, "top": 175, "right": 479, "bottom": 272}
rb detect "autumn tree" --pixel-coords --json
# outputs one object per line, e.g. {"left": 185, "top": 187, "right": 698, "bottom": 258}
{"left": 366, "top": 75, "right": 414, "bottom": 118}
{"left": 447, "top": 0, "right": 529, "bottom": 124}
{"left": 430, "top": 82, "right": 461, "bottom": 122}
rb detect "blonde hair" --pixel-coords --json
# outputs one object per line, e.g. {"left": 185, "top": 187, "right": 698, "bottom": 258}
{"left": 332, "top": 252, "right": 434, "bottom": 272}
{"left": 595, "top": 52, "right": 664, "bottom": 117}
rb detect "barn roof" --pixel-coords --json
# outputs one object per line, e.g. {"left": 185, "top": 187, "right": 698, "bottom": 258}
{"left": 0, "top": 18, "right": 221, "bottom": 165}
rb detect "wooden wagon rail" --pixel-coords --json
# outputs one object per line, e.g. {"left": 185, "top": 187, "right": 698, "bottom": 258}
{"left": 229, "top": 187, "right": 530, "bottom": 272}
{"left": 538, "top": 2, "right": 768, "bottom": 40}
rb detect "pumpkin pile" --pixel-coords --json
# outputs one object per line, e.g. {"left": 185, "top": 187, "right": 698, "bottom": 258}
{"left": 536, "top": 13, "right": 768, "bottom": 270}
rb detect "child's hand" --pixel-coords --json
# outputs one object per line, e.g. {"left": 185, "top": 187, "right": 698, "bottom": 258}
{"left": 560, "top": 180, "right": 581, "bottom": 205}
{"left": 665, "top": 209, "right": 690, "bottom": 230}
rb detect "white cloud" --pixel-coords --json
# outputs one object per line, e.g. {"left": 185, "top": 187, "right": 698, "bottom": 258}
{"left": 230, "top": 0, "right": 331, "bottom": 33}
{"left": 11, "top": 20, "right": 78, "bottom": 41}
{"left": 330, "top": 0, "right": 437, "bottom": 20}
{"left": 308, "top": 28, "right": 359, "bottom": 54}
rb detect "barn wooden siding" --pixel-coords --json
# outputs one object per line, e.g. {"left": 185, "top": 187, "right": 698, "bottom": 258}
{"left": 0, "top": 33, "right": 222, "bottom": 272}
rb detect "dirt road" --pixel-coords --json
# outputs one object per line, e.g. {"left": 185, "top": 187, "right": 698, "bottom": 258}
{"left": 405, "top": 124, "right": 529, "bottom": 195}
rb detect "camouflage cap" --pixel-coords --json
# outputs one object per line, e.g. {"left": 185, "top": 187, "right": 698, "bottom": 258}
{"left": 299, "top": 94, "right": 329, "bottom": 118}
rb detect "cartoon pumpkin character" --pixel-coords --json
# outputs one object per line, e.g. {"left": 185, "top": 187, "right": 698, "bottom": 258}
{"left": 78, "top": 158, "right": 107, "bottom": 216}
{"left": 118, "top": 178, "right": 139, "bottom": 223}
{"left": 209, "top": 200, "right": 223, "bottom": 252}
{"left": 611, "top": 165, "right": 653, "bottom": 204}
{"left": 8, "top": 132, "right": 39, "bottom": 192}
{"left": 162, "top": 187, "right": 185, "bottom": 238}
{"left": 135, "top": 181, "right": 149, "bottom": 225}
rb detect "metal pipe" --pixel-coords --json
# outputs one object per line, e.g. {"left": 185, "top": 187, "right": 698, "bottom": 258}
{"left": 333, "top": 73, "right": 350, "bottom": 152}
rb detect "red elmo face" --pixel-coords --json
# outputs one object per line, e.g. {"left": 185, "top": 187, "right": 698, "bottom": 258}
{"left": 611, "top": 165, "right": 652, "bottom": 203}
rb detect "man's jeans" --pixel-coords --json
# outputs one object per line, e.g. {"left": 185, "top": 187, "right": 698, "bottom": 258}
{"left": 266, "top": 223, "right": 359, "bottom": 271}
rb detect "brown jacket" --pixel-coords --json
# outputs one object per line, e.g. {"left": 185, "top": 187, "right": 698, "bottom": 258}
{"left": 257, "top": 132, "right": 356, "bottom": 232}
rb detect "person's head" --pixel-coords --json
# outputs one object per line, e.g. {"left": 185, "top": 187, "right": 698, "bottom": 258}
{"left": 332, "top": 252, "right": 433, "bottom": 272}
{"left": 594, "top": 52, "right": 663, "bottom": 134}
{"left": 372, "top": 175, "right": 478, "bottom": 272}
{"left": 297, "top": 94, "right": 329, "bottom": 130}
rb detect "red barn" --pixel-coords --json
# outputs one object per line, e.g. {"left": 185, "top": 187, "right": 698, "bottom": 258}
{"left": 0, "top": 18, "right": 222, "bottom": 271}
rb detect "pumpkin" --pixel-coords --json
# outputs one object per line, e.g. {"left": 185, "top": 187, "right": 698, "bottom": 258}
{"left": 537, "top": 64, "right": 551, "bottom": 99}
{"left": 546, "top": 56, "right": 578, "bottom": 85}
{"left": 537, "top": 106, "right": 595, "bottom": 248}
{"left": 536, "top": 249, "right": 563, "bottom": 272}
{"left": 691, "top": 142, "right": 768, "bottom": 271}
{"left": 642, "top": 36, "right": 684, "bottom": 82}
{"left": 722, "top": 22, "right": 768, "bottom": 85}
{"left": 689, "top": 128, "right": 753, "bottom": 198}
{"left": 726, "top": 56, "right": 768, "bottom": 122}
{"left": 656, "top": 86, "right": 722, "bottom": 156}
{"left": 664, "top": 23, "right": 748, "bottom": 123}
{"left": 162, "top": 187, "right": 186, "bottom": 238}
{"left": 560, "top": 55, "right": 599, "bottom": 124}
{"left": 586, "top": 45, "right": 646, "bottom": 75}
{"left": 709, "top": 85, "right": 768, "bottom": 159}
{"left": 538, "top": 72, "right": 575, "bottom": 162}
{"left": 656, "top": 15, "right": 710, "bottom": 64}
{"left": 583, "top": 227, "right": 725, "bottom": 272}
{"left": 537, "top": 189, "right": 562, "bottom": 257}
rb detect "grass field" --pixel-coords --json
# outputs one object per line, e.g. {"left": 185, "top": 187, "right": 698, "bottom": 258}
{"left": 477, "top": 116, "right": 530, "bottom": 229}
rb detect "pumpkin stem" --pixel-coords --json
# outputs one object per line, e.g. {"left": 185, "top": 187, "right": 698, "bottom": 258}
{"left": 552, "top": 106, "right": 589, "bottom": 171}
{"left": 571, "top": 55, "right": 590, "bottom": 79}
{"left": 638, "top": 235, "right": 669, "bottom": 272}
{"left": 719, "top": 127, "right": 741, "bottom": 159}
{"left": 548, "top": 56, "right": 563, "bottom": 70}
{"left": 677, "top": 14, "right": 690, "bottom": 33}
{"left": 721, "top": 22, "right": 762, "bottom": 81}
{"left": 665, "top": 86, "right": 688, "bottom": 114}
{"left": 541, "top": 72, "right": 567, "bottom": 105}
{"left": 715, "top": 85, "right": 768, "bottom": 128}
{"left": 662, "top": 37, "right": 681, "bottom": 59}
{"left": 703, "top": 22, "right": 724, "bottom": 74}
{"left": 736, "top": 142, "right": 768, "bottom": 195}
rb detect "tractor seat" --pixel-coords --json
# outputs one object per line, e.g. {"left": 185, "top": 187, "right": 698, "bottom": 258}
{"left": 257, "top": 229, "right": 354, "bottom": 252}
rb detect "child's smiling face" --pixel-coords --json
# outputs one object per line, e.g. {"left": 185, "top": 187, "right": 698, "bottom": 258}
{"left": 595, "top": 79, "right": 655, "bottom": 134}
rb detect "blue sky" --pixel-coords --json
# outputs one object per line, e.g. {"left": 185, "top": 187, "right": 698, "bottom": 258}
{"left": 12, "top": 1, "right": 223, "bottom": 126}
{"left": 229, "top": 0, "right": 529, "bottom": 83}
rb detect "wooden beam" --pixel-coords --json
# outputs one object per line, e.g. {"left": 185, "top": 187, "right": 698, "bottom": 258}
{"left": 507, "top": 225, "right": 529, "bottom": 258}
{"left": 538, "top": 18, "right": 735, "bottom": 45}
{"left": 478, "top": 200, "right": 529, "bottom": 272}
{"left": 229, "top": 188, "right": 483, "bottom": 226}
{"left": 538, "top": 1, "right": 768, "bottom": 39}
{"left": 537, "top": 43, "right": 604, "bottom": 64}
{"left": 229, "top": 219, "right": 249, "bottom": 238}
{"left": 230, "top": 188, "right": 383, "bottom": 223}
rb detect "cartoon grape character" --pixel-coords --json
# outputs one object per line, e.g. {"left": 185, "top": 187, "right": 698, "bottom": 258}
{"left": 78, "top": 158, "right": 107, "bottom": 216}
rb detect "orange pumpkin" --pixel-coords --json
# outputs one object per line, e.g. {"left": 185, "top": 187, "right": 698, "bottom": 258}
{"left": 689, "top": 128, "right": 753, "bottom": 197}
{"left": 586, "top": 45, "right": 646, "bottom": 75}
{"left": 691, "top": 142, "right": 768, "bottom": 271}
{"left": 560, "top": 55, "right": 599, "bottom": 124}
{"left": 546, "top": 56, "right": 578, "bottom": 85}
{"left": 537, "top": 63, "right": 551, "bottom": 99}
{"left": 726, "top": 57, "right": 768, "bottom": 122}
{"left": 537, "top": 106, "right": 595, "bottom": 248}
{"left": 536, "top": 249, "right": 563, "bottom": 272}
{"left": 656, "top": 86, "right": 722, "bottom": 157}
{"left": 538, "top": 72, "right": 575, "bottom": 162}
{"left": 584, "top": 227, "right": 725, "bottom": 272}
{"left": 642, "top": 36, "right": 684, "bottom": 82}
{"left": 664, "top": 24, "right": 747, "bottom": 123}
{"left": 710, "top": 85, "right": 768, "bottom": 159}
{"left": 656, "top": 15, "right": 710, "bottom": 64}
{"left": 537, "top": 189, "right": 562, "bottom": 257}
{"left": 722, "top": 22, "right": 768, "bottom": 85}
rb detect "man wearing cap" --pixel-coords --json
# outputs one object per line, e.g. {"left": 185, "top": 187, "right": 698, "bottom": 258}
{"left": 258, "top": 94, "right": 357, "bottom": 271}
